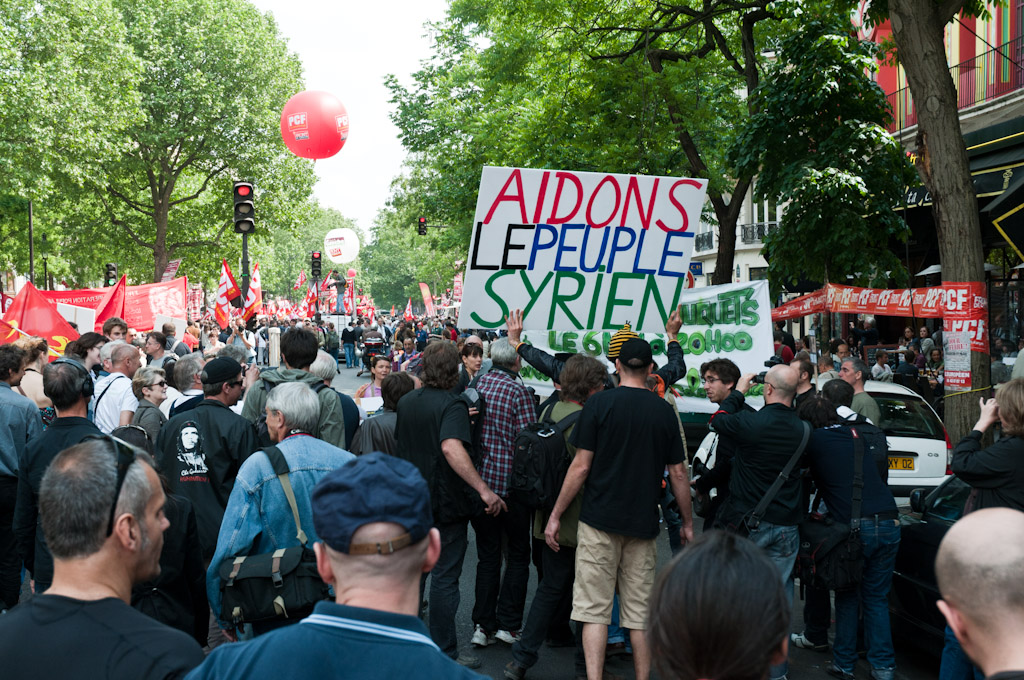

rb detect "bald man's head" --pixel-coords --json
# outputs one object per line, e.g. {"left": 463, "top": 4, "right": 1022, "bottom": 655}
{"left": 765, "top": 364, "right": 797, "bottom": 405}
{"left": 937, "top": 507, "right": 1024, "bottom": 630}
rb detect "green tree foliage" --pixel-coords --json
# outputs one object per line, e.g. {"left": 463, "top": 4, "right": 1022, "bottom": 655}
{"left": 0, "top": 0, "right": 141, "bottom": 198}
{"left": 730, "top": 9, "right": 916, "bottom": 293}
{"left": 384, "top": 0, "right": 776, "bottom": 288}
{"left": 95, "top": 0, "right": 317, "bottom": 283}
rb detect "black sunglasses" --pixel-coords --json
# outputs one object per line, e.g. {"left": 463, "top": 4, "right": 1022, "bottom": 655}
{"left": 227, "top": 379, "right": 244, "bottom": 388}
{"left": 82, "top": 434, "right": 140, "bottom": 536}
{"left": 148, "top": 381, "right": 167, "bottom": 389}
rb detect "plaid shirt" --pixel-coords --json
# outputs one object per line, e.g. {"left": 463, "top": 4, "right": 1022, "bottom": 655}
{"left": 475, "top": 369, "right": 536, "bottom": 497}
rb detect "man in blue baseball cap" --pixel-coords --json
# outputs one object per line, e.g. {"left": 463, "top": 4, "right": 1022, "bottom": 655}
{"left": 186, "top": 452, "right": 486, "bottom": 679}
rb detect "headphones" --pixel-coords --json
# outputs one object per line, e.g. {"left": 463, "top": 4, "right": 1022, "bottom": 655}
{"left": 53, "top": 357, "right": 95, "bottom": 399}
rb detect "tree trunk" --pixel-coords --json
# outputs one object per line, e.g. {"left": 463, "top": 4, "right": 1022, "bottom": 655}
{"left": 153, "top": 202, "right": 169, "bottom": 284}
{"left": 889, "top": 0, "right": 985, "bottom": 441}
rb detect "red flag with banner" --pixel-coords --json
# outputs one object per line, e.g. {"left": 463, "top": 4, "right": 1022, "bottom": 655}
{"left": 293, "top": 270, "right": 307, "bottom": 291}
{"left": 93, "top": 275, "right": 127, "bottom": 332}
{"left": 215, "top": 259, "right": 241, "bottom": 329}
{"left": 242, "top": 263, "right": 263, "bottom": 321}
{"left": 343, "top": 278, "right": 355, "bottom": 315}
{"left": 1, "top": 282, "right": 79, "bottom": 357}
{"left": 404, "top": 298, "right": 413, "bottom": 321}
{"left": 419, "top": 283, "right": 435, "bottom": 316}
{"left": 453, "top": 273, "right": 463, "bottom": 301}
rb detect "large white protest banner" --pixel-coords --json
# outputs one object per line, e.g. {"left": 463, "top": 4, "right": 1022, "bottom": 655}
{"left": 458, "top": 166, "right": 709, "bottom": 334}
{"left": 517, "top": 280, "right": 775, "bottom": 413}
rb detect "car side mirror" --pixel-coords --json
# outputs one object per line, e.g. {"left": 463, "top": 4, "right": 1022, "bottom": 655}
{"left": 909, "top": 488, "right": 926, "bottom": 513}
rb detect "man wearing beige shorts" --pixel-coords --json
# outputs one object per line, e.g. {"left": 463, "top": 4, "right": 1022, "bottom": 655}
{"left": 545, "top": 338, "right": 694, "bottom": 680}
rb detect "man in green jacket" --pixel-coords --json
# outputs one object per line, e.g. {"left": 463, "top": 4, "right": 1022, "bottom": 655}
{"left": 240, "top": 328, "right": 346, "bottom": 449}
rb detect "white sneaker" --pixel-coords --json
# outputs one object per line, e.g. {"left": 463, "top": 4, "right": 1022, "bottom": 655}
{"left": 495, "top": 629, "right": 521, "bottom": 645}
{"left": 471, "top": 624, "right": 495, "bottom": 647}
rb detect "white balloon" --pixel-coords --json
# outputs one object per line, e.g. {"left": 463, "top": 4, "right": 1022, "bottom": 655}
{"left": 324, "top": 228, "right": 360, "bottom": 263}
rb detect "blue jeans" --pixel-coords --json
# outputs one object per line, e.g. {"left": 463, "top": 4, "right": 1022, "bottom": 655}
{"left": 747, "top": 521, "right": 799, "bottom": 680}
{"left": 430, "top": 521, "right": 470, "bottom": 658}
{"left": 343, "top": 343, "right": 355, "bottom": 368}
{"left": 832, "top": 518, "right": 900, "bottom": 674}
{"left": 939, "top": 624, "right": 984, "bottom": 680}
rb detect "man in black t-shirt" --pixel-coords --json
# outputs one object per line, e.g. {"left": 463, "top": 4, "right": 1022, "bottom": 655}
{"left": 544, "top": 338, "right": 693, "bottom": 680}
{"left": 0, "top": 439, "right": 204, "bottom": 679}
{"left": 394, "top": 341, "right": 505, "bottom": 669}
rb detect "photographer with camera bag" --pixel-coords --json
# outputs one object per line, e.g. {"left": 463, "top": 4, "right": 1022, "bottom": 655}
{"left": 796, "top": 392, "right": 899, "bottom": 680}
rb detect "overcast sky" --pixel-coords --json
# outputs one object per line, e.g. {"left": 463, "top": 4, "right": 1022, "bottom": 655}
{"left": 251, "top": 0, "right": 451, "bottom": 235}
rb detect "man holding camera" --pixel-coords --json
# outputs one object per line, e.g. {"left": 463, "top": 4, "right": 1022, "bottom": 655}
{"left": 708, "top": 363, "right": 805, "bottom": 680}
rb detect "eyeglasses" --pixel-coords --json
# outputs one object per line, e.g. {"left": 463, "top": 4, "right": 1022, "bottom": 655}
{"left": 227, "top": 380, "right": 244, "bottom": 388}
{"left": 82, "top": 434, "right": 140, "bottom": 536}
{"left": 148, "top": 381, "right": 166, "bottom": 389}
{"left": 701, "top": 376, "right": 721, "bottom": 385}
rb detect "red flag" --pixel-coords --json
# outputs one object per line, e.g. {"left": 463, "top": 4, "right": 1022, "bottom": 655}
{"left": 215, "top": 259, "right": 240, "bottom": 329}
{"left": 1, "top": 282, "right": 79, "bottom": 357}
{"left": 419, "top": 282, "right": 435, "bottom": 316}
{"left": 93, "top": 275, "right": 127, "bottom": 333}
{"left": 242, "top": 263, "right": 263, "bottom": 321}
{"left": 292, "top": 270, "right": 307, "bottom": 291}
{"left": 391, "top": 305, "right": 396, "bottom": 316}
{"left": 404, "top": 298, "right": 413, "bottom": 321}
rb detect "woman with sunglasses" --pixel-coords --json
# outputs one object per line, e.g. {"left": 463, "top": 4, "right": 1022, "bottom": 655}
{"left": 131, "top": 366, "right": 168, "bottom": 443}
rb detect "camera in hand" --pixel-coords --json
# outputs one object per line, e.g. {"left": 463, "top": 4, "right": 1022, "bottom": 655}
{"left": 751, "top": 355, "right": 786, "bottom": 384}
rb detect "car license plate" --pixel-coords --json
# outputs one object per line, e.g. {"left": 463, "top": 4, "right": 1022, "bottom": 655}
{"left": 888, "top": 456, "right": 915, "bottom": 470}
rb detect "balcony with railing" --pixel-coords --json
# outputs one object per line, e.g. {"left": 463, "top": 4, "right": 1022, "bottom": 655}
{"left": 695, "top": 231, "right": 715, "bottom": 252}
{"left": 886, "top": 36, "right": 1024, "bottom": 133}
{"left": 740, "top": 221, "right": 778, "bottom": 244}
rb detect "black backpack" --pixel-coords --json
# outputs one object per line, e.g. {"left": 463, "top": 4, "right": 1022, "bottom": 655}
{"left": 507, "top": 407, "right": 582, "bottom": 511}
{"left": 255, "top": 380, "right": 331, "bottom": 446}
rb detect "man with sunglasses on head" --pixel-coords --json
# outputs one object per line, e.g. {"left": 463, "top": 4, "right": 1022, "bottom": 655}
{"left": 156, "top": 357, "right": 258, "bottom": 565}
{"left": 0, "top": 437, "right": 204, "bottom": 678}
{"left": 14, "top": 358, "right": 102, "bottom": 597}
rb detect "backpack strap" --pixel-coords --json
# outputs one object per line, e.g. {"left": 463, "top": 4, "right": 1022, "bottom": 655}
{"left": 747, "top": 420, "right": 811, "bottom": 531}
{"left": 849, "top": 427, "right": 865, "bottom": 533}
{"left": 552, "top": 410, "right": 582, "bottom": 433}
{"left": 94, "top": 374, "right": 128, "bottom": 410}
{"left": 262, "top": 445, "right": 308, "bottom": 546}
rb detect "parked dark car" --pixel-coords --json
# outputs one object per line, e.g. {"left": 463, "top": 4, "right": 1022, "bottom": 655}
{"left": 889, "top": 475, "right": 970, "bottom": 655}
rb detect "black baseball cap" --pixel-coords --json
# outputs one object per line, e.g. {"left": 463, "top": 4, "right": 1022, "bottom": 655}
{"left": 618, "top": 337, "right": 653, "bottom": 368}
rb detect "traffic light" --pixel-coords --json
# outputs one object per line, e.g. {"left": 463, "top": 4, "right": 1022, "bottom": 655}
{"left": 233, "top": 182, "right": 255, "bottom": 234}
{"left": 418, "top": 217, "right": 427, "bottom": 236}
{"left": 104, "top": 263, "right": 118, "bottom": 287}
{"left": 311, "top": 251, "right": 322, "bottom": 278}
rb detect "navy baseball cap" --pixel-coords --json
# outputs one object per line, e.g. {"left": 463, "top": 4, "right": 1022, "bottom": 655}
{"left": 312, "top": 452, "right": 432, "bottom": 555}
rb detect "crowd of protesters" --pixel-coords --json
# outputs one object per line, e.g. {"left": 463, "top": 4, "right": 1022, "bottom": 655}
{"left": 0, "top": 307, "right": 1022, "bottom": 680}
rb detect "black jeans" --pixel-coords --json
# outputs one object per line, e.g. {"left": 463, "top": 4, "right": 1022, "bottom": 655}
{"left": 430, "top": 520, "right": 470, "bottom": 658}
{"left": 470, "top": 498, "right": 532, "bottom": 632}
{"left": 0, "top": 475, "right": 21, "bottom": 609}
{"left": 803, "top": 584, "right": 831, "bottom": 646}
{"left": 512, "top": 543, "right": 586, "bottom": 676}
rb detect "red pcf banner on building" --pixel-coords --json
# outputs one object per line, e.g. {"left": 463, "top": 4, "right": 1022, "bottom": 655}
{"left": 942, "top": 281, "right": 988, "bottom": 354}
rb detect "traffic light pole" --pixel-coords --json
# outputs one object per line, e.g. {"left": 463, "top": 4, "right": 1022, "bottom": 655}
{"left": 240, "top": 232, "right": 250, "bottom": 301}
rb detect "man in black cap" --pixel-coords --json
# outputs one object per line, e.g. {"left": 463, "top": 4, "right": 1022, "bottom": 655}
{"left": 187, "top": 452, "right": 486, "bottom": 679}
{"left": 155, "top": 356, "right": 258, "bottom": 563}
{"left": 544, "top": 337, "right": 693, "bottom": 680}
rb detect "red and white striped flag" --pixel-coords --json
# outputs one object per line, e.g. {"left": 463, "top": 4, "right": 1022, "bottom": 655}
{"left": 242, "top": 263, "right": 263, "bottom": 321}
{"left": 292, "top": 270, "right": 307, "bottom": 291}
{"left": 215, "top": 259, "right": 241, "bottom": 329}
{"left": 404, "top": 298, "right": 413, "bottom": 321}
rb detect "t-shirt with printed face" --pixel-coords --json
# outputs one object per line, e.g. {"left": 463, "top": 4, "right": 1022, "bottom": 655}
{"left": 570, "top": 385, "right": 685, "bottom": 539}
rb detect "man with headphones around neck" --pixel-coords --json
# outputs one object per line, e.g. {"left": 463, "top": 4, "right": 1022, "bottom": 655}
{"left": 13, "top": 357, "right": 102, "bottom": 597}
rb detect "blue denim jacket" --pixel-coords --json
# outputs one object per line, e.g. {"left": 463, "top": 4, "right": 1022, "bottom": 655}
{"left": 206, "top": 433, "right": 355, "bottom": 627}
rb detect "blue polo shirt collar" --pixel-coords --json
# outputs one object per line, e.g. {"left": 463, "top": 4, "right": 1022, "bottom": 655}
{"left": 301, "top": 601, "right": 438, "bottom": 650}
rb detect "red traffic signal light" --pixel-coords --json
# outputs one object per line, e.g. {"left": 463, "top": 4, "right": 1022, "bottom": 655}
{"left": 311, "top": 251, "right": 322, "bottom": 278}
{"left": 233, "top": 182, "right": 255, "bottom": 234}
{"left": 418, "top": 217, "right": 427, "bottom": 235}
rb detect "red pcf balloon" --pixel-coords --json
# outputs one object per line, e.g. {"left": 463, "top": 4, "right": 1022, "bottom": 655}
{"left": 280, "top": 90, "right": 350, "bottom": 160}
{"left": 346, "top": 268, "right": 357, "bottom": 279}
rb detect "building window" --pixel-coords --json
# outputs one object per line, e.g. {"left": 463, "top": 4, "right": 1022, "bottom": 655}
{"left": 749, "top": 267, "right": 769, "bottom": 281}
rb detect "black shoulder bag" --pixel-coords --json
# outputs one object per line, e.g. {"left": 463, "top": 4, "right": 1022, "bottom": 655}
{"left": 218, "top": 445, "right": 330, "bottom": 625}
{"left": 728, "top": 421, "right": 811, "bottom": 536}
{"left": 797, "top": 427, "right": 867, "bottom": 591}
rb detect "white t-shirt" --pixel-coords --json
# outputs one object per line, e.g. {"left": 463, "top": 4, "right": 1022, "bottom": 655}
{"left": 92, "top": 372, "right": 140, "bottom": 434}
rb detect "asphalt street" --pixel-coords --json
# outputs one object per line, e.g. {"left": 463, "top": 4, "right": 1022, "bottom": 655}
{"left": 332, "top": 361, "right": 942, "bottom": 680}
